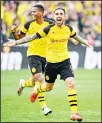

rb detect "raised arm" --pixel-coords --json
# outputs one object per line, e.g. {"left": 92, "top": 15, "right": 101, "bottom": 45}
{"left": 10, "top": 24, "right": 26, "bottom": 40}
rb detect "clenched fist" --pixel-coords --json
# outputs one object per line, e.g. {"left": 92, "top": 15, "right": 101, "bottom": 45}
{"left": 10, "top": 24, "right": 18, "bottom": 33}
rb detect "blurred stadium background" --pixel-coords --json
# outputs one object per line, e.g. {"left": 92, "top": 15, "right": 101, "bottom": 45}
{"left": 1, "top": 1, "right": 101, "bottom": 122}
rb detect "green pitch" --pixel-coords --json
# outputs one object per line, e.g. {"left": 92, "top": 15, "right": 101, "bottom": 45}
{"left": 1, "top": 69, "right": 101, "bottom": 122}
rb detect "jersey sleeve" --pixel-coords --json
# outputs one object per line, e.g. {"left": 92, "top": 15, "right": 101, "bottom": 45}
{"left": 36, "top": 24, "right": 54, "bottom": 38}
{"left": 69, "top": 26, "right": 76, "bottom": 37}
{"left": 67, "top": 25, "right": 76, "bottom": 38}
{"left": 20, "top": 23, "right": 28, "bottom": 34}
{"left": 20, "top": 20, "right": 34, "bottom": 35}
{"left": 44, "top": 18, "right": 55, "bottom": 24}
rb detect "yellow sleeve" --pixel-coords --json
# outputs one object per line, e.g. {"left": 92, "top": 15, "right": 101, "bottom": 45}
{"left": 37, "top": 29, "right": 47, "bottom": 38}
{"left": 67, "top": 25, "right": 76, "bottom": 38}
{"left": 36, "top": 24, "right": 52, "bottom": 38}
{"left": 21, "top": 26, "right": 27, "bottom": 34}
{"left": 70, "top": 29, "right": 76, "bottom": 38}
{"left": 21, "top": 20, "right": 33, "bottom": 34}
{"left": 36, "top": 24, "right": 55, "bottom": 38}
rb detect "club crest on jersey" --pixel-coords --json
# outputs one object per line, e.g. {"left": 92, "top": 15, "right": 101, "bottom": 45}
{"left": 32, "top": 67, "right": 36, "bottom": 73}
{"left": 45, "top": 75, "right": 49, "bottom": 80}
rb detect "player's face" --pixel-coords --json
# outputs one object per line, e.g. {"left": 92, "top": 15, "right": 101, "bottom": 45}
{"left": 54, "top": 9, "right": 65, "bottom": 26}
{"left": 31, "top": 7, "right": 43, "bottom": 19}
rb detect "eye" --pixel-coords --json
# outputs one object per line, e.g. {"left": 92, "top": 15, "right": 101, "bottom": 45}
{"left": 60, "top": 13, "right": 63, "bottom": 15}
{"left": 55, "top": 13, "right": 58, "bottom": 15}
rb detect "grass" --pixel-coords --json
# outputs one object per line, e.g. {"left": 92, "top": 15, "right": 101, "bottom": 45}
{"left": 1, "top": 69, "right": 101, "bottom": 122}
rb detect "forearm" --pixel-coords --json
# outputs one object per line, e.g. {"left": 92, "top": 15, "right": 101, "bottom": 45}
{"left": 70, "top": 38, "right": 77, "bottom": 43}
{"left": 73, "top": 34, "right": 89, "bottom": 47}
{"left": 70, "top": 38, "right": 75, "bottom": 43}
{"left": 15, "top": 33, "right": 38, "bottom": 45}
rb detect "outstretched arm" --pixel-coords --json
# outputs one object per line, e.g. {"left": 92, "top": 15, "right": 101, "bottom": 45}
{"left": 69, "top": 38, "right": 79, "bottom": 45}
{"left": 3, "top": 33, "right": 38, "bottom": 47}
{"left": 15, "top": 33, "right": 38, "bottom": 45}
{"left": 73, "top": 34, "right": 91, "bottom": 47}
{"left": 3, "top": 24, "right": 53, "bottom": 47}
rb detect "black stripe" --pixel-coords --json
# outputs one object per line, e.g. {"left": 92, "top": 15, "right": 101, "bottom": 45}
{"left": 38, "top": 96, "right": 44, "bottom": 99}
{"left": 69, "top": 100, "right": 77, "bottom": 102}
{"left": 43, "top": 24, "right": 55, "bottom": 35}
{"left": 44, "top": 18, "right": 55, "bottom": 24}
{"left": 68, "top": 94, "right": 76, "bottom": 97}
{"left": 39, "top": 100, "right": 45, "bottom": 102}
{"left": 24, "top": 20, "right": 34, "bottom": 30}
{"left": 20, "top": 31, "right": 26, "bottom": 35}
{"left": 36, "top": 32, "right": 41, "bottom": 38}
{"left": 65, "top": 24, "right": 73, "bottom": 32}
{"left": 70, "top": 32, "right": 76, "bottom": 38}
{"left": 70, "top": 104, "right": 77, "bottom": 106}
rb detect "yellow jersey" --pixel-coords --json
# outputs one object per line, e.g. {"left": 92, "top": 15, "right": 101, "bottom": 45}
{"left": 21, "top": 18, "right": 54, "bottom": 57}
{"left": 36, "top": 24, "right": 76, "bottom": 63}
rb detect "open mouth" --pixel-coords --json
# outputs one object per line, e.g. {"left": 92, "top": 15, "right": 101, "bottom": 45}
{"left": 57, "top": 19, "right": 62, "bottom": 22}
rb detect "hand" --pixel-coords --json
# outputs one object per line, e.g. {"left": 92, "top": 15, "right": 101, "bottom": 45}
{"left": 10, "top": 24, "right": 18, "bottom": 33}
{"left": 73, "top": 40, "right": 79, "bottom": 45}
{"left": 70, "top": 38, "right": 79, "bottom": 45}
{"left": 84, "top": 39, "right": 92, "bottom": 48}
{"left": 3, "top": 39, "right": 16, "bottom": 47}
{"left": 87, "top": 43, "right": 92, "bottom": 48}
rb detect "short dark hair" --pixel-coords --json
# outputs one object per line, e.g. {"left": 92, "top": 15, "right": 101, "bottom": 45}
{"left": 54, "top": 8, "right": 66, "bottom": 13}
{"left": 33, "top": 4, "right": 44, "bottom": 13}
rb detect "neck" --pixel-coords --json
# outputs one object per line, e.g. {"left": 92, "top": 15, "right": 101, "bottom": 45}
{"left": 36, "top": 17, "right": 44, "bottom": 24}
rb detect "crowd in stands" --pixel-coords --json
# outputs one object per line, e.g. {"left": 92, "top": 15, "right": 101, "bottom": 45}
{"left": 1, "top": 1, "right": 101, "bottom": 46}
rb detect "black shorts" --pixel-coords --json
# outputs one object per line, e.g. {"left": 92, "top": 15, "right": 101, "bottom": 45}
{"left": 45, "top": 58, "right": 74, "bottom": 83}
{"left": 28, "top": 55, "right": 46, "bottom": 75}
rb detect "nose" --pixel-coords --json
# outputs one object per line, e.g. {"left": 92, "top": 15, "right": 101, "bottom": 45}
{"left": 57, "top": 17, "right": 61, "bottom": 19}
{"left": 57, "top": 15, "right": 61, "bottom": 18}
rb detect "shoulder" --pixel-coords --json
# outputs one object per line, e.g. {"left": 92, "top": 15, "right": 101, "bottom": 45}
{"left": 43, "top": 23, "right": 55, "bottom": 34}
{"left": 24, "top": 20, "right": 35, "bottom": 29}
{"left": 65, "top": 24, "right": 73, "bottom": 32}
{"left": 44, "top": 18, "right": 55, "bottom": 24}
{"left": 44, "top": 23, "right": 55, "bottom": 30}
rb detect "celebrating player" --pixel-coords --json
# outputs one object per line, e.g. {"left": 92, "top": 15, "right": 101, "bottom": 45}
{"left": 3, "top": 7, "right": 91, "bottom": 121}
{"left": 10, "top": 4, "right": 54, "bottom": 116}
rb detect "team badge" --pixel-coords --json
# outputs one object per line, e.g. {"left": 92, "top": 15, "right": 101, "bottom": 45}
{"left": 45, "top": 75, "right": 49, "bottom": 80}
{"left": 32, "top": 67, "right": 36, "bottom": 73}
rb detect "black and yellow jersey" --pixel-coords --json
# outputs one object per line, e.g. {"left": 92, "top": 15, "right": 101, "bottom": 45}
{"left": 36, "top": 24, "right": 76, "bottom": 63}
{"left": 21, "top": 18, "right": 54, "bottom": 57}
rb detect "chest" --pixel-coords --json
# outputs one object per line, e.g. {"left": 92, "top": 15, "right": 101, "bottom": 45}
{"left": 27, "top": 22, "right": 49, "bottom": 34}
{"left": 48, "top": 27, "right": 71, "bottom": 42}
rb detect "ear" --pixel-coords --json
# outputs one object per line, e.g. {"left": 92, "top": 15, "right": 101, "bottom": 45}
{"left": 65, "top": 13, "right": 66, "bottom": 19}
